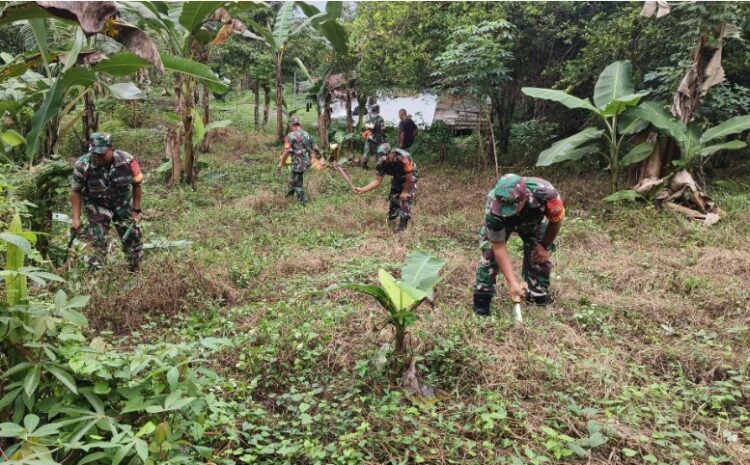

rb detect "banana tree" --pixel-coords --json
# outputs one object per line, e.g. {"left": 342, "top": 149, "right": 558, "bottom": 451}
{"left": 295, "top": 57, "right": 332, "bottom": 147}
{"left": 0, "top": 1, "right": 164, "bottom": 165}
{"left": 321, "top": 252, "right": 446, "bottom": 359}
{"left": 118, "top": 1, "right": 251, "bottom": 184}
{"left": 630, "top": 101, "right": 750, "bottom": 187}
{"left": 245, "top": 1, "right": 348, "bottom": 142}
{"left": 522, "top": 60, "right": 654, "bottom": 194}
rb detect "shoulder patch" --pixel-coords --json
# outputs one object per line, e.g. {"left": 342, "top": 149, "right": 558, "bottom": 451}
{"left": 545, "top": 196, "right": 565, "bottom": 223}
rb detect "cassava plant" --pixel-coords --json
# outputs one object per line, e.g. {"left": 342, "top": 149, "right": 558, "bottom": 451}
{"left": 0, "top": 214, "right": 237, "bottom": 464}
{"left": 321, "top": 252, "right": 446, "bottom": 360}
{"left": 522, "top": 60, "right": 655, "bottom": 194}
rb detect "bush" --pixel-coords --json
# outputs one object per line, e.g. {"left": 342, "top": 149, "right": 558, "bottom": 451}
{"left": 506, "top": 119, "right": 558, "bottom": 166}
{"left": 0, "top": 218, "right": 240, "bottom": 465}
{"left": 97, "top": 98, "right": 155, "bottom": 129}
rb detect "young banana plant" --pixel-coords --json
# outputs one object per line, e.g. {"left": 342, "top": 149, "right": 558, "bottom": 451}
{"left": 320, "top": 252, "right": 446, "bottom": 359}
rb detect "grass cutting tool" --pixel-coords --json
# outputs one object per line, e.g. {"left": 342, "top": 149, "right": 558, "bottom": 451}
{"left": 332, "top": 162, "right": 356, "bottom": 191}
{"left": 512, "top": 283, "right": 529, "bottom": 324}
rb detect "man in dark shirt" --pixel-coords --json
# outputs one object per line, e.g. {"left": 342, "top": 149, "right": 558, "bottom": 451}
{"left": 353, "top": 143, "right": 419, "bottom": 232}
{"left": 397, "top": 109, "right": 418, "bottom": 149}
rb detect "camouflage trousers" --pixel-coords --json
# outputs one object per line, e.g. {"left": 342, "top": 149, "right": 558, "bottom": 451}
{"left": 387, "top": 178, "right": 418, "bottom": 221}
{"left": 474, "top": 221, "right": 553, "bottom": 300}
{"left": 84, "top": 203, "right": 142, "bottom": 272}
{"left": 286, "top": 171, "right": 307, "bottom": 202}
{"left": 362, "top": 139, "right": 380, "bottom": 165}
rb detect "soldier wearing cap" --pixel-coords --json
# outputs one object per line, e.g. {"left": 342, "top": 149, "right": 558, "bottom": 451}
{"left": 362, "top": 104, "right": 385, "bottom": 170}
{"left": 472, "top": 174, "right": 565, "bottom": 315}
{"left": 278, "top": 116, "right": 316, "bottom": 204}
{"left": 70, "top": 132, "right": 144, "bottom": 272}
{"left": 353, "top": 143, "right": 418, "bottom": 232}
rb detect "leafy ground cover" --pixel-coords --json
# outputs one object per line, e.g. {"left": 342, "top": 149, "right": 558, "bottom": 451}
{"left": 59, "top": 94, "right": 750, "bottom": 465}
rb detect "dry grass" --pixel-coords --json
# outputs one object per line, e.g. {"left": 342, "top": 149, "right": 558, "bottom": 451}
{"left": 83, "top": 253, "right": 241, "bottom": 333}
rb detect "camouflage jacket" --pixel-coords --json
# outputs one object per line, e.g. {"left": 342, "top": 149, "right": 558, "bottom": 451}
{"left": 368, "top": 114, "right": 385, "bottom": 143}
{"left": 484, "top": 176, "right": 565, "bottom": 242}
{"left": 71, "top": 150, "right": 143, "bottom": 207}
{"left": 284, "top": 129, "right": 314, "bottom": 172}
{"left": 376, "top": 148, "right": 419, "bottom": 182}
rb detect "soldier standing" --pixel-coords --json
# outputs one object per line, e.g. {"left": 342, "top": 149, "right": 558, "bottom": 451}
{"left": 353, "top": 143, "right": 418, "bottom": 232}
{"left": 70, "top": 132, "right": 144, "bottom": 272}
{"left": 362, "top": 104, "right": 385, "bottom": 170}
{"left": 278, "top": 116, "right": 315, "bottom": 204}
{"left": 472, "top": 174, "right": 565, "bottom": 315}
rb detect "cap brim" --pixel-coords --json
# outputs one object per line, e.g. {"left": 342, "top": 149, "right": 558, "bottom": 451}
{"left": 90, "top": 148, "right": 108, "bottom": 154}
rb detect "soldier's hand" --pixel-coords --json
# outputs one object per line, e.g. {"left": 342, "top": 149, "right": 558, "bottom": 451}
{"left": 353, "top": 187, "right": 364, "bottom": 194}
{"left": 70, "top": 218, "right": 81, "bottom": 231}
{"left": 399, "top": 192, "right": 409, "bottom": 202}
{"left": 132, "top": 211, "right": 142, "bottom": 223}
{"left": 509, "top": 282, "right": 526, "bottom": 303}
{"left": 531, "top": 243, "right": 550, "bottom": 263}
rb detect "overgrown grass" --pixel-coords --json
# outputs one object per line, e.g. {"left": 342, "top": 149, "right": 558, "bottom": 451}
{"left": 63, "top": 92, "right": 750, "bottom": 465}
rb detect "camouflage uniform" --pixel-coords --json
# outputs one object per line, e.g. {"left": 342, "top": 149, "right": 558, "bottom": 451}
{"left": 375, "top": 145, "right": 419, "bottom": 230}
{"left": 71, "top": 134, "right": 144, "bottom": 272}
{"left": 362, "top": 111, "right": 385, "bottom": 169}
{"left": 283, "top": 127, "right": 315, "bottom": 203}
{"left": 474, "top": 174, "right": 565, "bottom": 307}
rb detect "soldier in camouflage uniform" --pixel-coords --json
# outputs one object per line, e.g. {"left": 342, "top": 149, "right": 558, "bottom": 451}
{"left": 354, "top": 143, "right": 418, "bottom": 232}
{"left": 278, "top": 117, "right": 315, "bottom": 204}
{"left": 472, "top": 174, "right": 565, "bottom": 315}
{"left": 70, "top": 133, "right": 144, "bottom": 272}
{"left": 362, "top": 105, "right": 385, "bottom": 170}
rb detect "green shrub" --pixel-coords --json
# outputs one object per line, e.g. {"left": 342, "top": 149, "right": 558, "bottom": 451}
{"left": 0, "top": 218, "right": 239, "bottom": 465}
{"left": 507, "top": 119, "right": 558, "bottom": 166}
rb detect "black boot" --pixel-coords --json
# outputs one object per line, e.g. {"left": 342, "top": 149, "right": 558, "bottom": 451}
{"left": 525, "top": 293, "right": 549, "bottom": 306}
{"left": 363, "top": 161, "right": 369, "bottom": 170}
{"left": 397, "top": 217, "right": 409, "bottom": 232}
{"left": 473, "top": 291, "right": 492, "bottom": 316}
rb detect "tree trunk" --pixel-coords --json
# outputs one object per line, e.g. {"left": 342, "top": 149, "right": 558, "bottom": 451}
{"left": 166, "top": 125, "right": 181, "bottom": 184}
{"left": 274, "top": 53, "right": 284, "bottom": 142}
{"left": 317, "top": 113, "right": 326, "bottom": 147}
{"left": 487, "top": 103, "right": 499, "bottom": 179}
{"left": 357, "top": 96, "right": 367, "bottom": 129}
{"left": 494, "top": 88, "right": 516, "bottom": 157}
{"left": 253, "top": 81, "right": 260, "bottom": 130}
{"left": 345, "top": 91, "right": 354, "bottom": 133}
{"left": 318, "top": 99, "right": 330, "bottom": 150}
{"left": 170, "top": 75, "right": 183, "bottom": 184}
{"left": 182, "top": 77, "right": 196, "bottom": 184}
{"left": 345, "top": 90, "right": 354, "bottom": 151}
{"left": 200, "top": 82, "right": 210, "bottom": 153}
{"left": 263, "top": 83, "right": 270, "bottom": 128}
{"left": 82, "top": 88, "right": 98, "bottom": 152}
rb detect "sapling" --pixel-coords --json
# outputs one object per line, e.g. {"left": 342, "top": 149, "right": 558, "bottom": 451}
{"left": 320, "top": 252, "right": 446, "bottom": 360}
